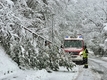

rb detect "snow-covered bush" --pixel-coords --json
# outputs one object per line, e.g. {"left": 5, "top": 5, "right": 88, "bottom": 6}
{"left": 0, "top": 0, "right": 76, "bottom": 71}
{"left": 2, "top": 0, "right": 107, "bottom": 71}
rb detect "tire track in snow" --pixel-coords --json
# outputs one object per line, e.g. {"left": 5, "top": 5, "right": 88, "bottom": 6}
{"left": 89, "top": 58, "right": 107, "bottom": 80}
{"left": 75, "top": 59, "right": 102, "bottom": 80}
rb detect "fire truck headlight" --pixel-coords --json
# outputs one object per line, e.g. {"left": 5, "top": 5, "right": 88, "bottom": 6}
{"left": 79, "top": 51, "right": 83, "bottom": 56}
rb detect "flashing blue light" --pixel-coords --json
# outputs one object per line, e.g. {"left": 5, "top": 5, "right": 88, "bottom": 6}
{"left": 65, "top": 36, "right": 69, "bottom": 38}
{"left": 79, "top": 35, "right": 83, "bottom": 38}
{"left": 78, "top": 35, "right": 83, "bottom": 39}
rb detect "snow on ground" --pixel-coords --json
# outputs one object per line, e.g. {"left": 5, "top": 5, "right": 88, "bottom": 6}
{"left": 75, "top": 66, "right": 96, "bottom": 80}
{"left": 90, "top": 58, "right": 107, "bottom": 67}
{"left": 75, "top": 57, "right": 107, "bottom": 80}
{"left": 0, "top": 45, "right": 79, "bottom": 80}
{"left": 101, "top": 57, "right": 107, "bottom": 61}
{"left": 1, "top": 44, "right": 107, "bottom": 80}
{"left": 0, "top": 45, "right": 19, "bottom": 79}
{"left": 1, "top": 67, "right": 78, "bottom": 80}
{"left": 89, "top": 57, "right": 107, "bottom": 80}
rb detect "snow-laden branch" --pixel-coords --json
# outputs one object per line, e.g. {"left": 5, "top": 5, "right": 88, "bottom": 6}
{"left": 0, "top": 2, "right": 5, "bottom": 8}
{"left": 102, "top": 8, "right": 107, "bottom": 22}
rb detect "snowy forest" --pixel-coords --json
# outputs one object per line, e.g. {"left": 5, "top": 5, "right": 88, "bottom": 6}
{"left": 0, "top": 0, "right": 107, "bottom": 71}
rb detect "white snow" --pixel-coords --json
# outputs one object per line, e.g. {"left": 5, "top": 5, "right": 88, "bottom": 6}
{"left": 1, "top": 0, "right": 107, "bottom": 79}
{"left": 0, "top": 45, "right": 78, "bottom": 80}
{"left": 5, "top": 0, "right": 13, "bottom": 4}
{"left": 5, "top": 0, "right": 14, "bottom": 9}
{"left": 1, "top": 45, "right": 107, "bottom": 80}
{"left": 101, "top": 57, "right": 107, "bottom": 61}
{"left": 0, "top": 45, "right": 19, "bottom": 79}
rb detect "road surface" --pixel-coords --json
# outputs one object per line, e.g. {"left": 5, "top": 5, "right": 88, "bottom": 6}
{"left": 75, "top": 58, "right": 107, "bottom": 80}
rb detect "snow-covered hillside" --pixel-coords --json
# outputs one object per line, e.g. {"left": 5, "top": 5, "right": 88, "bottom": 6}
{"left": 0, "top": 45, "right": 19, "bottom": 79}
{"left": 0, "top": 44, "right": 79, "bottom": 80}
{"left": 1, "top": 0, "right": 107, "bottom": 77}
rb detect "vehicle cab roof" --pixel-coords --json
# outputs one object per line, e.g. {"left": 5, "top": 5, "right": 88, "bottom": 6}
{"left": 64, "top": 38, "right": 83, "bottom": 40}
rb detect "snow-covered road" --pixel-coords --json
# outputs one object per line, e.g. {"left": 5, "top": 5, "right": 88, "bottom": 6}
{"left": 75, "top": 66, "right": 97, "bottom": 80}
{"left": 75, "top": 58, "right": 107, "bottom": 80}
{"left": 90, "top": 58, "right": 107, "bottom": 80}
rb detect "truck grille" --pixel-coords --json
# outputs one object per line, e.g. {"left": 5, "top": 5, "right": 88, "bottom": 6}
{"left": 70, "top": 52, "right": 79, "bottom": 55}
{"left": 71, "top": 56, "right": 77, "bottom": 58}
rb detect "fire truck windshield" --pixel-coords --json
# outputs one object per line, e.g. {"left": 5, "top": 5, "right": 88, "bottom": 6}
{"left": 64, "top": 40, "right": 83, "bottom": 48}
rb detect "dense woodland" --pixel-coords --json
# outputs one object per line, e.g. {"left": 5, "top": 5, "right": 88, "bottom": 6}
{"left": 0, "top": 0, "right": 107, "bottom": 70}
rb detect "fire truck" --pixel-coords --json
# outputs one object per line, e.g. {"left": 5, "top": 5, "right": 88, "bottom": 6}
{"left": 63, "top": 35, "right": 84, "bottom": 64}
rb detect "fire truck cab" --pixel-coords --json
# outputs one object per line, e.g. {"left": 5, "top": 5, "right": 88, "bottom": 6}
{"left": 63, "top": 35, "right": 84, "bottom": 63}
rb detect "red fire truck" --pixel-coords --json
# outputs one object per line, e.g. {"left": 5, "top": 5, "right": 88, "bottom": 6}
{"left": 63, "top": 36, "right": 84, "bottom": 64}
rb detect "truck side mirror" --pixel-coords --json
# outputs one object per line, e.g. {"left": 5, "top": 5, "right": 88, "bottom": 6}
{"left": 60, "top": 45, "right": 64, "bottom": 48}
